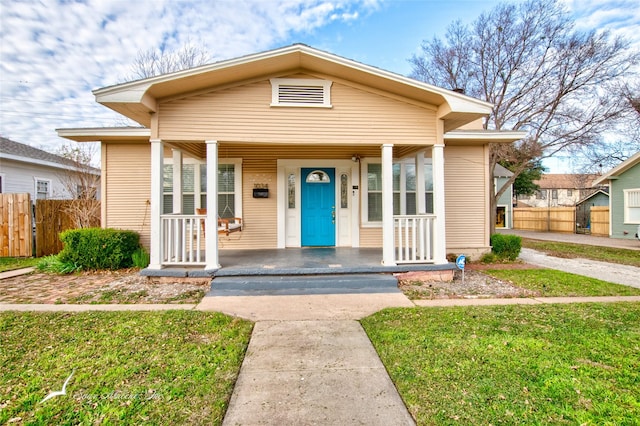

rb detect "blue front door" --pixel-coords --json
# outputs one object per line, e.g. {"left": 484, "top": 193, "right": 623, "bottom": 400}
{"left": 301, "top": 168, "right": 335, "bottom": 246}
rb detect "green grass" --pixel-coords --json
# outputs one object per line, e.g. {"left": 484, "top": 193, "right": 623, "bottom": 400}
{"left": 361, "top": 303, "right": 640, "bottom": 425}
{"left": 0, "top": 311, "right": 252, "bottom": 425}
{"left": 522, "top": 239, "right": 640, "bottom": 267}
{"left": 0, "top": 257, "right": 39, "bottom": 272}
{"left": 486, "top": 269, "right": 640, "bottom": 297}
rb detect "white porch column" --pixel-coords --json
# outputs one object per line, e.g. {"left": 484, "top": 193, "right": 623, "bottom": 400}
{"left": 149, "top": 139, "right": 164, "bottom": 269}
{"left": 432, "top": 143, "right": 447, "bottom": 264}
{"left": 381, "top": 143, "right": 396, "bottom": 266}
{"left": 415, "top": 151, "right": 426, "bottom": 214}
{"left": 172, "top": 149, "right": 183, "bottom": 213}
{"left": 205, "top": 140, "right": 220, "bottom": 270}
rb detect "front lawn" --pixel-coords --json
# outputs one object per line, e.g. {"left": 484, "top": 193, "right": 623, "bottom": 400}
{"left": 522, "top": 239, "right": 640, "bottom": 267}
{"left": 0, "top": 311, "right": 252, "bottom": 425}
{"left": 0, "top": 257, "right": 39, "bottom": 272}
{"left": 362, "top": 303, "right": 640, "bottom": 425}
{"left": 486, "top": 269, "right": 640, "bottom": 297}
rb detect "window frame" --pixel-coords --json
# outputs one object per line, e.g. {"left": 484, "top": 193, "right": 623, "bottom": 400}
{"left": 361, "top": 158, "right": 433, "bottom": 226}
{"left": 163, "top": 158, "right": 242, "bottom": 218}
{"left": 623, "top": 188, "right": 640, "bottom": 224}
{"left": 34, "top": 177, "right": 51, "bottom": 200}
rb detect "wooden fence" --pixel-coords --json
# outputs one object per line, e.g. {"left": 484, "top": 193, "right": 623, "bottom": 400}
{"left": 513, "top": 207, "right": 576, "bottom": 233}
{"left": 0, "top": 193, "right": 33, "bottom": 257}
{"left": 514, "top": 206, "right": 610, "bottom": 235}
{"left": 35, "top": 199, "right": 101, "bottom": 257}
{"left": 590, "top": 206, "right": 609, "bottom": 237}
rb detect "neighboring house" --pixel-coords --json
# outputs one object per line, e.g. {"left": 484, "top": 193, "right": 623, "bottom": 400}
{"left": 494, "top": 164, "right": 513, "bottom": 229}
{"left": 575, "top": 189, "right": 609, "bottom": 233}
{"left": 593, "top": 152, "right": 640, "bottom": 240}
{"left": 0, "top": 137, "right": 100, "bottom": 201}
{"left": 58, "top": 44, "right": 525, "bottom": 271}
{"left": 517, "top": 173, "right": 600, "bottom": 207}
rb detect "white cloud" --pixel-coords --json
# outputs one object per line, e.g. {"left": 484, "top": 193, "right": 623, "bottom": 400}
{"left": 0, "top": 0, "right": 377, "bottom": 151}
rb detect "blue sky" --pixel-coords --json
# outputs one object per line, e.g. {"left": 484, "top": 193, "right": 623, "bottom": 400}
{"left": 0, "top": 0, "right": 638, "bottom": 172}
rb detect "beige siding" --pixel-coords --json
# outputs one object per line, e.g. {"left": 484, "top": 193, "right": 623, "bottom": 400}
{"left": 359, "top": 227, "right": 382, "bottom": 247}
{"left": 222, "top": 160, "right": 278, "bottom": 249}
{"left": 444, "top": 145, "right": 489, "bottom": 252}
{"left": 104, "top": 142, "right": 152, "bottom": 248}
{"left": 159, "top": 76, "right": 436, "bottom": 145}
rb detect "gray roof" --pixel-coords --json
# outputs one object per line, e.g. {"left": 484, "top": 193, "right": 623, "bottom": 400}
{"left": 0, "top": 137, "right": 100, "bottom": 173}
{"left": 494, "top": 164, "right": 514, "bottom": 177}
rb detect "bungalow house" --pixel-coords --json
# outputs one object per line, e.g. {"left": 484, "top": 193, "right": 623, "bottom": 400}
{"left": 58, "top": 44, "right": 525, "bottom": 272}
{"left": 592, "top": 152, "right": 640, "bottom": 240}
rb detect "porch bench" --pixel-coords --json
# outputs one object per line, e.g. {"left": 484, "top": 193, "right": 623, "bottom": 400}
{"left": 218, "top": 217, "right": 243, "bottom": 235}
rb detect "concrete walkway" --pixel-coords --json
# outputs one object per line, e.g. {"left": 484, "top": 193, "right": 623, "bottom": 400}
{"left": 222, "top": 320, "right": 415, "bottom": 426}
{"left": 499, "top": 229, "right": 640, "bottom": 250}
{"left": 520, "top": 248, "right": 640, "bottom": 288}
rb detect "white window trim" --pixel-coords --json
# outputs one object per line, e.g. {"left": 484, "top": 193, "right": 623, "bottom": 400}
{"left": 361, "top": 157, "right": 433, "bottom": 227}
{"left": 623, "top": 188, "right": 640, "bottom": 224}
{"left": 34, "top": 177, "right": 51, "bottom": 200}
{"left": 270, "top": 78, "right": 333, "bottom": 108}
{"left": 0, "top": 172, "right": 5, "bottom": 193}
{"left": 163, "top": 158, "right": 242, "bottom": 218}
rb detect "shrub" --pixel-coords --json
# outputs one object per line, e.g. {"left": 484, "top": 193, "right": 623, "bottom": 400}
{"left": 131, "top": 247, "right": 150, "bottom": 268}
{"left": 58, "top": 228, "right": 140, "bottom": 270}
{"left": 490, "top": 233, "right": 522, "bottom": 261}
{"left": 36, "top": 255, "right": 81, "bottom": 274}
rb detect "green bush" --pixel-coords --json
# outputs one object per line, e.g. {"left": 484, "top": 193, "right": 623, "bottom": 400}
{"left": 36, "top": 255, "right": 81, "bottom": 274}
{"left": 131, "top": 247, "right": 150, "bottom": 268}
{"left": 490, "top": 233, "right": 522, "bottom": 261}
{"left": 58, "top": 228, "right": 140, "bottom": 270}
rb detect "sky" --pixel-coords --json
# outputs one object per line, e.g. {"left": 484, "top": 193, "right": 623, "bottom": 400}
{"left": 1, "top": 0, "right": 639, "bottom": 172}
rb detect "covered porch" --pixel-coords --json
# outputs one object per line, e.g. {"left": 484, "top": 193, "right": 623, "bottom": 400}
{"left": 142, "top": 247, "right": 456, "bottom": 278}
{"left": 148, "top": 140, "right": 448, "bottom": 271}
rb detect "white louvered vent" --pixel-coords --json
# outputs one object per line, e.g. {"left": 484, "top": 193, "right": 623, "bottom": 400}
{"left": 270, "top": 78, "right": 332, "bottom": 108}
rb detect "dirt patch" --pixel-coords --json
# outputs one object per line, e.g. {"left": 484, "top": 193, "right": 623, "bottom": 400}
{"left": 0, "top": 269, "right": 209, "bottom": 304}
{"left": 398, "top": 264, "right": 541, "bottom": 300}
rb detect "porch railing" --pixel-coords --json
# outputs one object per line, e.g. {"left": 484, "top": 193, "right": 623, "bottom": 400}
{"left": 394, "top": 214, "right": 436, "bottom": 263}
{"left": 161, "top": 214, "right": 206, "bottom": 265}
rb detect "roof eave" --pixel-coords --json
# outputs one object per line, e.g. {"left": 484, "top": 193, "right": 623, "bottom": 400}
{"left": 57, "top": 127, "right": 151, "bottom": 142}
{"left": 93, "top": 44, "right": 493, "bottom": 129}
{"left": 592, "top": 152, "right": 640, "bottom": 185}
{"left": 444, "top": 130, "right": 527, "bottom": 146}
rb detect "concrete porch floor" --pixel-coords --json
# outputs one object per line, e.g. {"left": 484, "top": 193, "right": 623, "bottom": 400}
{"left": 142, "top": 247, "right": 455, "bottom": 277}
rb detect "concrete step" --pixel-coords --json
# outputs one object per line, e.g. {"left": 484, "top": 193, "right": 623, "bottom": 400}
{"left": 208, "top": 274, "right": 400, "bottom": 296}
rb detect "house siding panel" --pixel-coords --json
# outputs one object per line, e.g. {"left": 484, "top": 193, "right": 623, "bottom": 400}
{"left": 159, "top": 77, "right": 436, "bottom": 145}
{"left": 444, "top": 145, "right": 489, "bottom": 253}
{"left": 104, "top": 142, "right": 151, "bottom": 248}
{"left": 611, "top": 162, "right": 640, "bottom": 239}
{"left": 359, "top": 227, "right": 382, "bottom": 247}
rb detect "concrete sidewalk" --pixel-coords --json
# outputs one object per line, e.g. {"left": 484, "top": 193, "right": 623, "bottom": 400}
{"left": 222, "top": 320, "right": 415, "bottom": 426}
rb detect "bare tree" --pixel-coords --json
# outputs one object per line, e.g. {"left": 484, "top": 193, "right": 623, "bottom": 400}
{"left": 126, "top": 40, "right": 212, "bottom": 81}
{"left": 409, "top": 0, "right": 638, "bottom": 233}
{"left": 55, "top": 143, "right": 101, "bottom": 228}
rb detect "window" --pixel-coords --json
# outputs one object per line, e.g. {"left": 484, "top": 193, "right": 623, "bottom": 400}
{"left": 624, "top": 188, "right": 640, "bottom": 224}
{"left": 567, "top": 189, "right": 573, "bottom": 197}
{"left": 270, "top": 78, "right": 332, "bottom": 108}
{"left": 340, "top": 173, "right": 348, "bottom": 209}
{"left": 536, "top": 190, "right": 546, "bottom": 200}
{"left": 288, "top": 173, "right": 296, "bottom": 209}
{"left": 35, "top": 178, "right": 50, "bottom": 200}
{"left": 364, "top": 160, "right": 434, "bottom": 223}
{"left": 163, "top": 161, "right": 241, "bottom": 219}
{"left": 552, "top": 189, "right": 558, "bottom": 200}
{"left": 305, "top": 170, "right": 330, "bottom": 183}
{"left": 162, "top": 165, "right": 195, "bottom": 214}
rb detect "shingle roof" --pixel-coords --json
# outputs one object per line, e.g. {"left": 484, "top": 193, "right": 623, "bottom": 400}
{"left": 534, "top": 174, "right": 599, "bottom": 189}
{"left": 0, "top": 137, "right": 100, "bottom": 173}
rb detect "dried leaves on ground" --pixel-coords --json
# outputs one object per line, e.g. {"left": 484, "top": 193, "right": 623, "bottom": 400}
{"left": 0, "top": 269, "right": 209, "bottom": 304}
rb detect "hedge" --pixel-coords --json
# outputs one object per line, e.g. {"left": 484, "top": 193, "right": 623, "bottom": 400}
{"left": 58, "top": 228, "right": 140, "bottom": 270}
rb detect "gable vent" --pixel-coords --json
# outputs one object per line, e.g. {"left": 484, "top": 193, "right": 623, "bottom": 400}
{"left": 270, "top": 78, "right": 332, "bottom": 108}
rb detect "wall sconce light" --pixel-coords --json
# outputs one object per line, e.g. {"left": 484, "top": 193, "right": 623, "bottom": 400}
{"left": 351, "top": 154, "right": 361, "bottom": 162}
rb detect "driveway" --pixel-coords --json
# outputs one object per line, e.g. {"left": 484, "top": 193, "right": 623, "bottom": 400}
{"left": 498, "top": 229, "right": 640, "bottom": 250}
